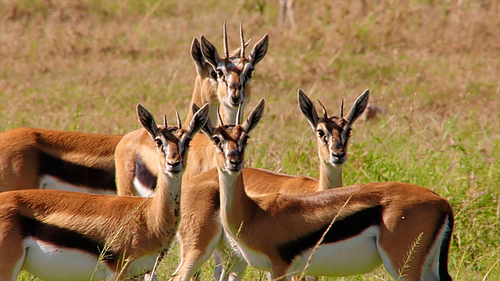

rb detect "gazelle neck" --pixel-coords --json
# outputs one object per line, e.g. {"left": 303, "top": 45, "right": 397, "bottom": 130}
{"left": 186, "top": 75, "right": 217, "bottom": 124}
{"left": 319, "top": 159, "right": 343, "bottom": 191}
{"left": 219, "top": 102, "right": 240, "bottom": 124}
{"left": 147, "top": 165, "right": 183, "bottom": 235}
{"left": 217, "top": 167, "right": 253, "bottom": 237}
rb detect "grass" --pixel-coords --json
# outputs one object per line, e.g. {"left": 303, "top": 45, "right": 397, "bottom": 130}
{"left": 1, "top": 0, "right": 499, "bottom": 280}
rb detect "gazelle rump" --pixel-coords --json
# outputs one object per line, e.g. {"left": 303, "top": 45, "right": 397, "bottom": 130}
{"left": 115, "top": 24, "right": 269, "bottom": 197}
{"left": 172, "top": 89, "right": 368, "bottom": 281}
{"left": 181, "top": 99, "right": 454, "bottom": 280}
{"left": 0, "top": 104, "right": 209, "bottom": 281}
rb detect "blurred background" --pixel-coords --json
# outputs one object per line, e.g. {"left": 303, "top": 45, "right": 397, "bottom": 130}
{"left": 1, "top": 1, "right": 498, "bottom": 280}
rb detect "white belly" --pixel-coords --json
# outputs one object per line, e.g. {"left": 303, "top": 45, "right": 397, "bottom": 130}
{"left": 40, "top": 175, "right": 116, "bottom": 195}
{"left": 133, "top": 177, "right": 155, "bottom": 197}
{"left": 22, "top": 238, "right": 159, "bottom": 280}
{"left": 288, "top": 226, "right": 382, "bottom": 277}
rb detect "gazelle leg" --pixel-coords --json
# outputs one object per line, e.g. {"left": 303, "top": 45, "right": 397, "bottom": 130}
{"left": 0, "top": 224, "right": 25, "bottom": 281}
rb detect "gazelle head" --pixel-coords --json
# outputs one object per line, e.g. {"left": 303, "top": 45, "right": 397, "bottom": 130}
{"left": 136, "top": 103, "right": 209, "bottom": 177}
{"left": 201, "top": 99, "right": 265, "bottom": 174}
{"left": 298, "top": 89, "right": 369, "bottom": 166}
{"left": 200, "top": 23, "right": 269, "bottom": 123}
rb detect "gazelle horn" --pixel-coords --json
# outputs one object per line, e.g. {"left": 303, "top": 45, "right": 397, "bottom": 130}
{"left": 318, "top": 100, "right": 328, "bottom": 118}
{"left": 223, "top": 21, "right": 229, "bottom": 58}
{"left": 163, "top": 115, "right": 167, "bottom": 128}
{"left": 240, "top": 23, "right": 245, "bottom": 58}
{"left": 217, "top": 106, "right": 224, "bottom": 126}
{"left": 236, "top": 103, "right": 243, "bottom": 125}
{"left": 340, "top": 98, "right": 344, "bottom": 118}
{"left": 175, "top": 110, "right": 182, "bottom": 129}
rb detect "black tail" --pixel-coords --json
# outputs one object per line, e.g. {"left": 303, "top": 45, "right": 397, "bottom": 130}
{"left": 439, "top": 214, "right": 454, "bottom": 281}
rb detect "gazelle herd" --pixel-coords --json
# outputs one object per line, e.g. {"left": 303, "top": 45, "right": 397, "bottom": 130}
{"left": 0, "top": 23, "right": 453, "bottom": 281}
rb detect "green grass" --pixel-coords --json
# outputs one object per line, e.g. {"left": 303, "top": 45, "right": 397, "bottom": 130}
{"left": 1, "top": 0, "right": 499, "bottom": 280}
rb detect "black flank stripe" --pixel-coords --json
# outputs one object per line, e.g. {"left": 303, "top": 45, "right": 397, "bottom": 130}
{"left": 40, "top": 152, "right": 116, "bottom": 191}
{"left": 135, "top": 156, "right": 157, "bottom": 191}
{"left": 276, "top": 205, "right": 382, "bottom": 264}
{"left": 21, "top": 216, "right": 119, "bottom": 264}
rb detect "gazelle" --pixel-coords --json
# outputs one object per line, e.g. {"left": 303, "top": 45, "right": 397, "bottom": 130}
{"left": 0, "top": 27, "right": 260, "bottom": 195}
{"left": 186, "top": 99, "right": 454, "bottom": 281}
{"left": 0, "top": 103, "right": 209, "bottom": 281}
{"left": 115, "top": 23, "right": 269, "bottom": 196}
{"left": 173, "top": 89, "right": 369, "bottom": 280}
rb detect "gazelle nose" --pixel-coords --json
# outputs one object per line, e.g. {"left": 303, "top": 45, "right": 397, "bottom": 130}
{"left": 332, "top": 152, "right": 346, "bottom": 159}
{"left": 231, "top": 81, "right": 242, "bottom": 91}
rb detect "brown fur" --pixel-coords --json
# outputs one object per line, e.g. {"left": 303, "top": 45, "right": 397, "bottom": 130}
{"left": 0, "top": 127, "right": 122, "bottom": 192}
{"left": 173, "top": 90, "right": 368, "bottom": 280}
{"left": 179, "top": 101, "right": 453, "bottom": 280}
{"left": 0, "top": 104, "right": 209, "bottom": 280}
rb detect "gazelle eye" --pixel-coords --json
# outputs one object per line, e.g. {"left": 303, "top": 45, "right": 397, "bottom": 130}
{"left": 317, "top": 130, "right": 325, "bottom": 138}
{"left": 212, "top": 136, "right": 221, "bottom": 144}
{"left": 155, "top": 138, "right": 163, "bottom": 147}
{"left": 246, "top": 69, "right": 253, "bottom": 79}
{"left": 216, "top": 69, "right": 223, "bottom": 78}
{"left": 210, "top": 70, "right": 217, "bottom": 79}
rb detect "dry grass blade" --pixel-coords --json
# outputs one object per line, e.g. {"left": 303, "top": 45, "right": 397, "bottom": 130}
{"left": 298, "top": 195, "right": 353, "bottom": 280}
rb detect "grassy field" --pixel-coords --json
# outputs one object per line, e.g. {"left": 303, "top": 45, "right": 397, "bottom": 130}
{"left": 1, "top": 0, "right": 499, "bottom": 280}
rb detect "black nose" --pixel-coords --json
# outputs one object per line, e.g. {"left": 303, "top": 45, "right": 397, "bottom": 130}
{"left": 332, "top": 152, "right": 346, "bottom": 159}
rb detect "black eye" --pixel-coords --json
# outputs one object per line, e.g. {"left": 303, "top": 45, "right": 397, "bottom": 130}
{"left": 210, "top": 70, "right": 217, "bottom": 79}
{"left": 212, "top": 136, "right": 221, "bottom": 144}
{"left": 184, "top": 138, "right": 192, "bottom": 147}
{"left": 247, "top": 69, "right": 253, "bottom": 79}
{"left": 155, "top": 138, "right": 163, "bottom": 147}
{"left": 242, "top": 136, "right": 249, "bottom": 145}
{"left": 317, "top": 130, "right": 325, "bottom": 138}
{"left": 216, "top": 69, "right": 223, "bottom": 78}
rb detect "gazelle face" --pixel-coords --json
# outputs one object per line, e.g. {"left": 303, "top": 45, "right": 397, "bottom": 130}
{"left": 316, "top": 117, "right": 350, "bottom": 166}
{"left": 211, "top": 126, "right": 249, "bottom": 174}
{"left": 136, "top": 103, "right": 210, "bottom": 178}
{"left": 204, "top": 98, "right": 266, "bottom": 175}
{"left": 298, "top": 89, "right": 370, "bottom": 168}
{"left": 154, "top": 128, "right": 192, "bottom": 177}
{"left": 200, "top": 23, "right": 269, "bottom": 122}
{"left": 215, "top": 58, "right": 253, "bottom": 107}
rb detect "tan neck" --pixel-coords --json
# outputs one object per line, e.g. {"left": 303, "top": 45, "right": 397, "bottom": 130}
{"left": 318, "top": 160, "right": 343, "bottom": 191}
{"left": 185, "top": 75, "right": 217, "bottom": 124}
{"left": 146, "top": 166, "right": 182, "bottom": 236}
{"left": 217, "top": 168, "right": 255, "bottom": 237}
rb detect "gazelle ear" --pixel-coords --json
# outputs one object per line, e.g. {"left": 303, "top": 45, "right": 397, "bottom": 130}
{"left": 192, "top": 103, "right": 214, "bottom": 136}
{"left": 297, "top": 89, "right": 319, "bottom": 131}
{"left": 242, "top": 99, "right": 265, "bottom": 133}
{"left": 345, "top": 89, "right": 370, "bottom": 125}
{"left": 136, "top": 104, "right": 159, "bottom": 140}
{"left": 249, "top": 34, "right": 269, "bottom": 66}
{"left": 190, "top": 37, "right": 205, "bottom": 75}
{"left": 200, "top": 35, "right": 221, "bottom": 70}
{"left": 186, "top": 103, "right": 210, "bottom": 137}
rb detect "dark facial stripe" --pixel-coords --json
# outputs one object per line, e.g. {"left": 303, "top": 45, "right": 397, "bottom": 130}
{"left": 39, "top": 152, "right": 116, "bottom": 191}
{"left": 20, "top": 216, "right": 119, "bottom": 265}
{"left": 135, "top": 156, "right": 157, "bottom": 191}
{"left": 276, "top": 205, "right": 382, "bottom": 264}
